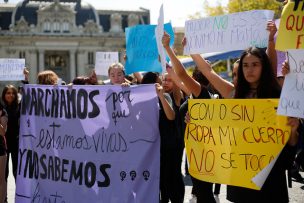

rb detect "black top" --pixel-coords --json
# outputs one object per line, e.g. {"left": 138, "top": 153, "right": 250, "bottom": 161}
{"left": 170, "top": 92, "right": 187, "bottom": 149}
{"left": 4, "top": 104, "right": 20, "bottom": 153}
{"left": 179, "top": 86, "right": 212, "bottom": 137}
{"left": 158, "top": 93, "right": 177, "bottom": 152}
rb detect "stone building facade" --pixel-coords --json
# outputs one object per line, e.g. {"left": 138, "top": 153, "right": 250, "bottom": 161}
{"left": 0, "top": 0, "right": 150, "bottom": 84}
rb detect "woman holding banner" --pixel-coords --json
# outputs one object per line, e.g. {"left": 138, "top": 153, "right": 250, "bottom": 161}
{"left": 190, "top": 46, "right": 299, "bottom": 202}
{"left": 141, "top": 72, "right": 183, "bottom": 202}
{"left": 1, "top": 68, "right": 28, "bottom": 203}
{"left": 108, "top": 62, "right": 133, "bottom": 85}
{"left": 162, "top": 70, "right": 187, "bottom": 202}
{"left": 162, "top": 33, "right": 217, "bottom": 203}
{"left": 2, "top": 85, "right": 20, "bottom": 186}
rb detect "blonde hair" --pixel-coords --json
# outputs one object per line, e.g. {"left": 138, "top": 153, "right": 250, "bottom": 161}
{"left": 37, "top": 70, "right": 58, "bottom": 85}
{"left": 108, "top": 62, "right": 125, "bottom": 76}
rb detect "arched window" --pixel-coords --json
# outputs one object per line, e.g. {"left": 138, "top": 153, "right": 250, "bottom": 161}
{"left": 88, "top": 52, "right": 94, "bottom": 65}
{"left": 62, "top": 21, "right": 70, "bottom": 33}
{"left": 43, "top": 20, "right": 51, "bottom": 32}
{"left": 53, "top": 21, "right": 60, "bottom": 33}
{"left": 19, "top": 51, "right": 26, "bottom": 59}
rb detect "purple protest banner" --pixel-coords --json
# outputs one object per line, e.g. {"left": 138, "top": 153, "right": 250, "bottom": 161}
{"left": 16, "top": 84, "right": 160, "bottom": 203}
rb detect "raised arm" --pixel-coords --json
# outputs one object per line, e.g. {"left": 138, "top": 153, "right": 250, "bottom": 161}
{"left": 156, "top": 83, "right": 175, "bottom": 120}
{"left": 266, "top": 20, "right": 278, "bottom": 75}
{"left": 166, "top": 64, "right": 191, "bottom": 96}
{"left": 162, "top": 32, "right": 201, "bottom": 97}
{"left": 191, "top": 54, "right": 234, "bottom": 98}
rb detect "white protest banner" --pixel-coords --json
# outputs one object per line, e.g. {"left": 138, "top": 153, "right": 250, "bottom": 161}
{"left": 16, "top": 85, "right": 160, "bottom": 203}
{"left": 95, "top": 52, "right": 119, "bottom": 76}
{"left": 278, "top": 49, "right": 304, "bottom": 118}
{"left": 0, "top": 58, "right": 25, "bottom": 81}
{"left": 184, "top": 10, "right": 274, "bottom": 54}
{"left": 155, "top": 4, "right": 166, "bottom": 73}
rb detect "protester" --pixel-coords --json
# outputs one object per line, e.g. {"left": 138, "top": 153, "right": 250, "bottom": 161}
{"left": 141, "top": 72, "right": 181, "bottom": 202}
{"left": 37, "top": 70, "right": 59, "bottom": 85}
{"left": 193, "top": 46, "right": 299, "bottom": 202}
{"left": 0, "top": 68, "right": 29, "bottom": 203}
{"left": 1, "top": 85, "right": 20, "bottom": 191}
{"left": 108, "top": 63, "right": 130, "bottom": 85}
{"left": 0, "top": 104, "right": 7, "bottom": 203}
{"left": 163, "top": 32, "right": 217, "bottom": 203}
{"left": 230, "top": 47, "right": 299, "bottom": 202}
{"left": 162, "top": 71, "right": 186, "bottom": 201}
{"left": 72, "top": 70, "right": 100, "bottom": 85}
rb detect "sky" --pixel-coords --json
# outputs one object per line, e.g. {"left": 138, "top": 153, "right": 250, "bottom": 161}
{"left": 5, "top": 0, "right": 229, "bottom": 27}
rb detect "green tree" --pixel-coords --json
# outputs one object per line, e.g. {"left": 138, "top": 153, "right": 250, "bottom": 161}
{"left": 204, "top": 0, "right": 226, "bottom": 16}
{"left": 188, "top": 11, "right": 203, "bottom": 19}
{"left": 202, "top": 0, "right": 283, "bottom": 18}
{"left": 227, "top": 0, "right": 282, "bottom": 17}
{"left": 189, "top": 0, "right": 225, "bottom": 19}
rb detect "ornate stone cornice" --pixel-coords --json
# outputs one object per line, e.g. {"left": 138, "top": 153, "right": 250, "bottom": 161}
{"left": 6, "top": 49, "right": 16, "bottom": 54}
{"left": 83, "top": 20, "right": 103, "bottom": 34}
{"left": 14, "top": 16, "right": 30, "bottom": 33}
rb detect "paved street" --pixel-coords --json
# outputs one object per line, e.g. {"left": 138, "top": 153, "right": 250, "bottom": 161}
{"left": 182, "top": 174, "right": 304, "bottom": 203}
{"left": 6, "top": 158, "right": 304, "bottom": 203}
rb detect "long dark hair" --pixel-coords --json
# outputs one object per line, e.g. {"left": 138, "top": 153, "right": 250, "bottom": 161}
{"left": 141, "top": 72, "right": 160, "bottom": 84}
{"left": 234, "top": 47, "right": 281, "bottom": 98}
{"left": 192, "top": 66, "right": 209, "bottom": 86}
{"left": 2, "top": 85, "right": 19, "bottom": 108}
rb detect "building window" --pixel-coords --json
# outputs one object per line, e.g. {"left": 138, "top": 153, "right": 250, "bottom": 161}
{"left": 88, "top": 52, "right": 94, "bottom": 65}
{"left": 53, "top": 21, "right": 60, "bottom": 33}
{"left": 62, "top": 21, "right": 70, "bottom": 33}
{"left": 43, "top": 21, "right": 51, "bottom": 32}
{"left": 19, "top": 51, "right": 26, "bottom": 59}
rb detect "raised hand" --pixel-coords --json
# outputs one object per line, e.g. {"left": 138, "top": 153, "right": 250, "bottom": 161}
{"left": 162, "top": 32, "right": 170, "bottom": 48}
{"left": 281, "top": 60, "right": 290, "bottom": 76}
{"left": 155, "top": 83, "right": 164, "bottom": 98}
{"left": 266, "top": 20, "right": 277, "bottom": 41}
{"left": 23, "top": 67, "right": 29, "bottom": 81}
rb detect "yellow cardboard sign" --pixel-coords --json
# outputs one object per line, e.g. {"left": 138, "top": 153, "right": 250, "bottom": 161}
{"left": 185, "top": 99, "right": 290, "bottom": 190}
{"left": 276, "top": 1, "right": 304, "bottom": 51}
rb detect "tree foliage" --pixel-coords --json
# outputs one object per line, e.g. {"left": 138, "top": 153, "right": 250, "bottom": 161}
{"left": 202, "top": 0, "right": 283, "bottom": 18}
{"left": 188, "top": 11, "right": 203, "bottom": 20}
{"left": 204, "top": 0, "right": 226, "bottom": 17}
